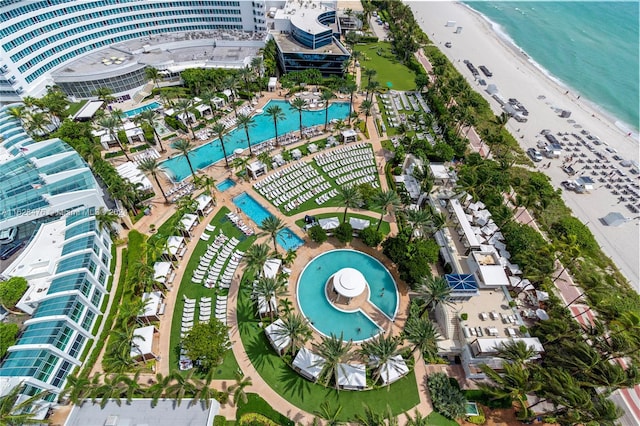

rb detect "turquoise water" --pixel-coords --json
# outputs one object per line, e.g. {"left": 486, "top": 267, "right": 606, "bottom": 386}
{"left": 465, "top": 1, "right": 639, "bottom": 130}
{"left": 297, "top": 250, "right": 399, "bottom": 342}
{"left": 232, "top": 192, "right": 304, "bottom": 251}
{"left": 216, "top": 178, "right": 236, "bottom": 192}
{"left": 123, "top": 101, "right": 161, "bottom": 118}
{"left": 162, "top": 100, "right": 350, "bottom": 181}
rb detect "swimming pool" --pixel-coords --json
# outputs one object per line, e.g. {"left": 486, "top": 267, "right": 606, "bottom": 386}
{"left": 297, "top": 250, "right": 399, "bottom": 342}
{"left": 123, "top": 101, "right": 161, "bottom": 118}
{"left": 216, "top": 178, "right": 236, "bottom": 192}
{"left": 161, "top": 100, "right": 350, "bottom": 181}
{"left": 233, "top": 192, "right": 304, "bottom": 251}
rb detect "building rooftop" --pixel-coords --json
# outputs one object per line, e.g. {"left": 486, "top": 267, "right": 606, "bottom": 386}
{"left": 271, "top": 32, "right": 349, "bottom": 55}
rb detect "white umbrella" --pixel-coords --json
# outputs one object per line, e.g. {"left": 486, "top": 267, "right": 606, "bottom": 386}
{"left": 536, "top": 309, "right": 550, "bottom": 321}
{"left": 234, "top": 148, "right": 244, "bottom": 155}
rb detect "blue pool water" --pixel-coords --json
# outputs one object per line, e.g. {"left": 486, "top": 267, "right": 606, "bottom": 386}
{"left": 233, "top": 192, "right": 304, "bottom": 251}
{"left": 216, "top": 178, "right": 236, "bottom": 192}
{"left": 123, "top": 101, "right": 161, "bottom": 118}
{"left": 162, "top": 100, "right": 350, "bottom": 181}
{"left": 297, "top": 250, "right": 399, "bottom": 342}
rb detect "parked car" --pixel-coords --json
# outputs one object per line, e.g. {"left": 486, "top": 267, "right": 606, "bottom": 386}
{"left": 0, "top": 240, "right": 24, "bottom": 260}
{"left": 561, "top": 180, "right": 577, "bottom": 191}
{"left": 527, "top": 148, "right": 543, "bottom": 162}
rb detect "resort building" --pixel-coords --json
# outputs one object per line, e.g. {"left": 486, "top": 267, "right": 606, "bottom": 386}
{"left": 0, "top": 105, "right": 106, "bottom": 241}
{"left": 271, "top": 0, "right": 350, "bottom": 75}
{"left": 0, "top": 210, "right": 112, "bottom": 406}
{"left": 0, "top": 0, "right": 269, "bottom": 101}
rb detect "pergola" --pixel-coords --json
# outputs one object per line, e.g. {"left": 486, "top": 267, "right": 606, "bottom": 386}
{"left": 332, "top": 268, "right": 367, "bottom": 303}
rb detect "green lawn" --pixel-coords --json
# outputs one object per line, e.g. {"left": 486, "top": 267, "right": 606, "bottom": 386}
{"left": 425, "top": 412, "right": 459, "bottom": 426}
{"left": 236, "top": 277, "right": 420, "bottom": 421}
{"left": 294, "top": 212, "right": 391, "bottom": 236}
{"left": 167, "top": 206, "right": 256, "bottom": 378}
{"left": 354, "top": 42, "right": 417, "bottom": 91}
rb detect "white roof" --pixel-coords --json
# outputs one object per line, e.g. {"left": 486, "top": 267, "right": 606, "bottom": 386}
{"left": 180, "top": 213, "right": 198, "bottom": 231}
{"left": 268, "top": 77, "right": 277, "bottom": 87}
{"left": 264, "top": 318, "right": 291, "bottom": 352}
{"left": 164, "top": 236, "right": 184, "bottom": 256}
{"left": 153, "top": 261, "right": 173, "bottom": 282}
{"left": 341, "top": 129, "right": 357, "bottom": 137}
{"left": 130, "top": 325, "right": 155, "bottom": 358}
{"left": 248, "top": 160, "right": 266, "bottom": 172}
{"left": 195, "top": 193, "right": 213, "bottom": 211}
{"left": 332, "top": 268, "right": 367, "bottom": 299}
{"left": 429, "top": 163, "right": 451, "bottom": 180}
{"left": 262, "top": 258, "right": 282, "bottom": 279}
{"left": 257, "top": 296, "right": 277, "bottom": 315}
{"left": 349, "top": 217, "right": 370, "bottom": 231}
{"left": 116, "top": 161, "right": 153, "bottom": 190}
{"left": 139, "top": 291, "right": 163, "bottom": 318}
{"left": 195, "top": 104, "right": 211, "bottom": 113}
{"left": 74, "top": 100, "right": 104, "bottom": 120}
{"left": 292, "top": 347, "right": 325, "bottom": 380}
{"left": 450, "top": 198, "right": 481, "bottom": 248}
{"left": 319, "top": 217, "right": 339, "bottom": 230}
{"left": 378, "top": 355, "right": 409, "bottom": 385}
{"left": 474, "top": 337, "right": 544, "bottom": 355}
{"left": 337, "top": 363, "right": 366, "bottom": 389}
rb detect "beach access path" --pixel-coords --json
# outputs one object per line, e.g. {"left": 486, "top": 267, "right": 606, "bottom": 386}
{"left": 409, "top": 1, "right": 639, "bottom": 289}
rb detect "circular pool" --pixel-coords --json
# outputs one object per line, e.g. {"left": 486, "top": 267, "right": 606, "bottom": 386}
{"left": 296, "top": 249, "right": 398, "bottom": 342}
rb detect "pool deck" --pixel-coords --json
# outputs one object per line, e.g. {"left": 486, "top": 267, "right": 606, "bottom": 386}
{"left": 89, "top": 66, "right": 438, "bottom": 424}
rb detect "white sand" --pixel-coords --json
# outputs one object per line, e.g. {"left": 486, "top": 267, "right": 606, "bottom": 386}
{"left": 407, "top": 1, "right": 639, "bottom": 288}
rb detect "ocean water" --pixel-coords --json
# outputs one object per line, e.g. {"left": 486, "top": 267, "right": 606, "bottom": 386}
{"left": 464, "top": 1, "right": 639, "bottom": 131}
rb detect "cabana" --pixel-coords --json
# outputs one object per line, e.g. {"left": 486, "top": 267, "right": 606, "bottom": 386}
{"left": 195, "top": 103, "right": 212, "bottom": 116}
{"left": 268, "top": 77, "right": 278, "bottom": 92}
{"left": 153, "top": 261, "right": 175, "bottom": 285}
{"left": 73, "top": 100, "right": 104, "bottom": 122}
{"left": 292, "top": 347, "right": 325, "bottom": 382}
{"left": 449, "top": 198, "right": 481, "bottom": 252}
{"left": 349, "top": 217, "right": 370, "bottom": 232}
{"left": 319, "top": 217, "right": 339, "bottom": 231}
{"left": 337, "top": 363, "right": 366, "bottom": 390}
{"left": 123, "top": 121, "right": 144, "bottom": 143}
{"left": 262, "top": 258, "right": 282, "bottom": 279}
{"left": 130, "top": 325, "right": 158, "bottom": 361}
{"left": 257, "top": 296, "right": 277, "bottom": 318}
{"left": 138, "top": 291, "right": 165, "bottom": 322}
{"left": 163, "top": 236, "right": 186, "bottom": 260}
{"left": 291, "top": 148, "right": 302, "bottom": 160}
{"left": 180, "top": 213, "right": 199, "bottom": 236}
{"left": 195, "top": 193, "right": 214, "bottom": 216}
{"left": 264, "top": 319, "right": 291, "bottom": 355}
{"left": 340, "top": 129, "right": 357, "bottom": 143}
{"left": 247, "top": 160, "right": 267, "bottom": 179}
{"left": 373, "top": 355, "right": 409, "bottom": 385}
{"left": 429, "top": 163, "right": 455, "bottom": 186}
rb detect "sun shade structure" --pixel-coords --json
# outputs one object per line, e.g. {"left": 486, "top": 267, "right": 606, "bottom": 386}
{"left": 374, "top": 355, "right": 409, "bottom": 385}
{"left": 319, "top": 217, "right": 340, "bottom": 230}
{"left": 332, "top": 268, "right": 367, "bottom": 299}
{"left": 292, "top": 347, "right": 325, "bottom": 382}
{"left": 262, "top": 258, "right": 282, "bottom": 279}
{"left": 445, "top": 274, "right": 479, "bottom": 297}
{"left": 264, "top": 318, "right": 290, "bottom": 355}
{"left": 601, "top": 212, "right": 628, "bottom": 227}
{"left": 337, "top": 363, "right": 366, "bottom": 390}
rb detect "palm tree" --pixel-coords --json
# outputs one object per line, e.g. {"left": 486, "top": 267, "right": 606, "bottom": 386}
{"left": 314, "top": 333, "right": 353, "bottom": 388}
{"left": 145, "top": 66, "right": 161, "bottom": 89}
{"left": 95, "top": 206, "right": 120, "bottom": 234}
{"left": 242, "top": 242, "right": 271, "bottom": 275}
{"left": 253, "top": 276, "right": 288, "bottom": 320}
{"left": 93, "top": 87, "right": 115, "bottom": 104}
{"left": 166, "top": 370, "right": 196, "bottom": 406}
{"left": 0, "top": 384, "right": 50, "bottom": 424}
{"left": 92, "top": 373, "right": 131, "bottom": 408}
{"left": 62, "top": 374, "right": 93, "bottom": 405}
{"left": 148, "top": 372, "right": 173, "bottom": 407}
{"left": 6, "top": 105, "right": 28, "bottom": 126}
{"left": 98, "top": 116, "right": 131, "bottom": 161}
{"left": 403, "top": 315, "right": 441, "bottom": 360}
{"left": 364, "top": 68, "right": 377, "bottom": 88}
{"left": 316, "top": 401, "right": 344, "bottom": 426}
{"left": 25, "top": 111, "right": 51, "bottom": 137}
{"left": 278, "top": 298, "right": 294, "bottom": 316}
{"left": 266, "top": 104, "right": 285, "bottom": 145}
{"left": 193, "top": 174, "right": 217, "bottom": 204}
{"left": 211, "top": 123, "right": 230, "bottom": 168}
{"left": 404, "top": 208, "right": 432, "bottom": 242}
{"left": 321, "top": 90, "right": 335, "bottom": 131}
{"left": 342, "top": 82, "right": 358, "bottom": 124}
{"left": 239, "top": 66, "right": 254, "bottom": 92}
{"left": 228, "top": 372, "right": 252, "bottom": 406}
{"left": 496, "top": 111, "right": 510, "bottom": 128}
{"left": 405, "top": 409, "right": 430, "bottom": 426}
{"left": 335, "top": 185, "right": 363, "bottom": 223}
{"left": 236, "top": 113, "right": 256, "bottom": 156}
{"left": 259, "top": 215, "right": 285, "bottom": 253}
{"left": 135, "top": 110, "right": 165, "bottom": 152}
{"left": 138, "top": 158, "right": 170, "bottom": 204}
{"left": 188, "top": 370, "right": 217, "bottom": 409}
{"left": 359, "top": 334, "right": 404, "bottom": 386}
{"left": 415, "top": 275, "right": 453, "bottom": 316}
{"left": 479, "top": 362, "right": 541, "bottom": 420}
{"left": 172, "top": 139, "right": 197, "bottom": 180}
{"left": 496, "top": 340, "right": 538, "bottom": 365}
{"left": 273, "top": 312, "right": 313, "bottom": 356}
{"left": 366, "top": 81, "right": 380, "bottom": 102}
{"left": 372, "top": 189, "right": 400, "bottom": 232}
{"left": 222, "top": 75, "right": 240, "bottom": 117}
{"left": 175, "top": 99, "right": 196, "bottom": 139}
{"left": 359, "top": 99, "right": 374, "bottom": 122}
{"left": 291, "top": 97, "right": 306, "bottom": 137}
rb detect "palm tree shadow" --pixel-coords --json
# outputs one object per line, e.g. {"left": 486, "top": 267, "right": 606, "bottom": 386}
{"left": 277, "top": 364, "right": 312, "bottom": 400}
{"left": 244, "top": 334, "right": 276, "bottom": 371}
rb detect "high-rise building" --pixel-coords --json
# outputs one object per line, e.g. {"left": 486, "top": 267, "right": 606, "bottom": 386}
{"left": 0, "top": 0, "right": 268, "bottom": 102}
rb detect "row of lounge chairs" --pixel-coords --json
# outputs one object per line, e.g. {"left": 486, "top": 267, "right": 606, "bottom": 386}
{"left": 226, "top": 212, "right": 254, "bottom": 235}
{"left": 215, "top": 295, "right": 228, "bottom": 325}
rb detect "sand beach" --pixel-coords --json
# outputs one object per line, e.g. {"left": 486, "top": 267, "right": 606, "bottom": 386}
{"left": 407, "top": 1, "right": 639, "bottom": 289}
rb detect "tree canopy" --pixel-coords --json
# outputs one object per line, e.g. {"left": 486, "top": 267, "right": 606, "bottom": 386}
{"left": 182, "top": 319, "right": 231, "bottom": 372}
{"left": 0, "top": 277, "right": 28, "bottom": 309}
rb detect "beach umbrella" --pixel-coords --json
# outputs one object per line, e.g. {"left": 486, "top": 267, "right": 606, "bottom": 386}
{"left": 536, "top": 309, "right": 550, "bottom": 321}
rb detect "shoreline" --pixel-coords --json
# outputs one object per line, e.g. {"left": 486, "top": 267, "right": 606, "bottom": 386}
{"left": 407, "top": 0, "right": 639, "bottom": 288}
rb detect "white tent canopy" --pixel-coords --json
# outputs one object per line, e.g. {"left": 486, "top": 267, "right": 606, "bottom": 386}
{"left": 332, "top": 268, "right": 367, "bottom": 299}
{"left": 319, "top": 217, "right": 339, "bottom": 230}
{"left": 195, "top": 193, "right": 213, "bottom": 212}
{"left": 349, "top": 217, "right": 370, "bottom": 231}
{"left": 264, "top": 318, "right": 290, "bottom": 354}
{"left": 181, "top": 213, "right": 199, "bottom": 232}
{"left": 130, "top": 325, "right": 156, "bottom": 359}
{"left": 139, "top": 291, "right": 163, "bottom": 318}
{"left": 164, "top": 236, "right": 184, "bottom": 256}
{"left": 337, "top": 363, "right": 366, "bottom": 390}
{"left": 292, "top": 347, "right": 325, "bottom": 381}
{"left": 153, "top": 261, "right": 173, "bottom": 283}
{"left": 376, "top": 355, "right": 409, "bottom": 385}
{"left": 601, "top": 212, "right": 628, "bottom": 227}
{"left": 262, "top": 258, "right": 282, "bottom": 279}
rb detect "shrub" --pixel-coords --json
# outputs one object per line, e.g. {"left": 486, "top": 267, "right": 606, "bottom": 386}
{"left": 360, "top": 226, "right": 383, "bottom": 247}
{"left": 213, "top": 415, "right": 227, "bottom": 426}
{"left": 427, "top": 372, "right": 467, "bottom": 420}
{"left": 467, "top": 406, "right": 486, "bottom": 425}
{"left": 117, "top": 129, "right": 128, "bottom": 146}
{"left": 239, "top": 413, "right": 278, "bottom": 426}
{"left": 460, "top": 313, "right": 468, "bottom": 321}
{"left": 0, "top": 276, "right": 28, "bottom": 309}
{"left": 307, "top": 225, "right": 327, "bottom": 243}
{"left": 0, "top": 323, "right": 19, "bottom": 358}
{"left": 335, "top": 222, "right": 353, "bottom": 244}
